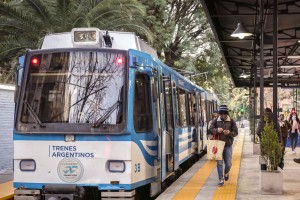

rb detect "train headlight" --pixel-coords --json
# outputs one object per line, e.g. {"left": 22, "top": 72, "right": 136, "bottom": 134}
{"left": 108, "top": 160, "right": 126, "bottom": 173}
{"left": 71, "top": 28, "right": 101, "bottom": 46}
{"left": 20, "top": 159, "right": 36, "bottom": 171}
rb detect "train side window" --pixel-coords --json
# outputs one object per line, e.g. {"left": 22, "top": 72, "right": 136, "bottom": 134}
{"left": 197, "top": 94, "right": 203, "bottom": 126}
{"left": 186, "top": 93, "right": 191, "bottom": 126}
{"left": 178, "top": 88, "right": 187, "bottom": 127}
{"left": 207, "top": 101, "right": 212, "bottom": 122}
{"left": 134, "top": 73, "right": 153, "bottom": 132}
{"left": 175, "top": 88, "right": 180, "bottom": 127}
{"left": 189, "top": 93, "right": 196, "bottom": 126}
{"left": 201, "top": 93, "right": 207, "bottom": 124}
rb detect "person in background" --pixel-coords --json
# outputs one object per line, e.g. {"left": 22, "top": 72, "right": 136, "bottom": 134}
{"left": 278, "top": 113, "right": 291, "bottom": 169}
{"left": 207, "top": 110, "right": 219, "bottom": 140}
{"left": 279, "top": 113, "right": 291, "bottom": 154}
{"left": 208, "top": 105, "right": 238, "bottom": 187}
{"left": 208, "top": 110, "right": 219, "bottom": 128}
{"left": 289, "top": 113, "right": 299, "bottom": 154}
{"left": 256, "top": 108, "right": 283, "bottom": 169}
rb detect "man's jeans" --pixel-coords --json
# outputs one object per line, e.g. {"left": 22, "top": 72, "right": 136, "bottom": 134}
{"left": 217, "top": 145, "right": 232, "bottom": 180}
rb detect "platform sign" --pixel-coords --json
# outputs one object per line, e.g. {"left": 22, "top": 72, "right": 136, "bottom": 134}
{"left": 281, "top": 82, "right": 300, "bottom": 88}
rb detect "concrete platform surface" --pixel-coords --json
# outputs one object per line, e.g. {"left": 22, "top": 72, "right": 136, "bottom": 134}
{"left": 157, "top": 122, "right": 300, "bottom": 200}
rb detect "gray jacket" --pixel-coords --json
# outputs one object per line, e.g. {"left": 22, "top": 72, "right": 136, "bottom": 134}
{"left": 208, "top": 116, "right": 238, "bottom": 146}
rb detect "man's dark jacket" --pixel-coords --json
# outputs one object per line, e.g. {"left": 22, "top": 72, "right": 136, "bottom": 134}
{"left": 208, "top": 116, "right": 239, "bottom": 146}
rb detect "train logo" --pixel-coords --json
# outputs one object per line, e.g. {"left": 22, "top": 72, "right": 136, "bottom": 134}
{"left": 57, "top": 158, "right": 84, "bottom": 183}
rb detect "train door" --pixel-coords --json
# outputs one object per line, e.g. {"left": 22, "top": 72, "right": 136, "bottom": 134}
{"left": 161, "top": 75, "right": 175, "bottom": 180}
{"left": 158, "top": 73, "right": 175, "bottom": 183}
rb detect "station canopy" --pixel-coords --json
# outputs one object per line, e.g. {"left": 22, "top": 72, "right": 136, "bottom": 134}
{"left": 200, "top": 0, "right": 300, "bottom": 87}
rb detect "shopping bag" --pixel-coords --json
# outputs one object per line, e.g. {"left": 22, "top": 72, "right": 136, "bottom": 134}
{"left": 207, "top": 139, "right": 225, "bottom": 161}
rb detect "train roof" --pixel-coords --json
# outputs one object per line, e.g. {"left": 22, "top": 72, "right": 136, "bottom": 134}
{"left": 41, "top": 28, "right": 217, "bottom": 102}
{"left": 41, "top": 28, "right": 158, "bottom": 59}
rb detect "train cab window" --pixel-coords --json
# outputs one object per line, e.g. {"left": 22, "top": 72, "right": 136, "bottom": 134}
{"left": 20, "top": 51, "right": 126, "bottom": 126}
{"left": 134, "top": 73, "right": 153, "bottom": 132}
{"left": 177, "top": 88, "right": 187, "bottom": 127}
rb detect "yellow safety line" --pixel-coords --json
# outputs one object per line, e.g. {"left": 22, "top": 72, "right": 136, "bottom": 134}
{"left": 172, "top": 129, "right": 245, "bottom": 200}
{"left": 213, "top": 129, "right": 245, "bottom": 200}
{"left": 0, "top": 181, "right": 14, "bottom": 200}
{"left": 173, "top": 161, "right": 217, "bottom": 200}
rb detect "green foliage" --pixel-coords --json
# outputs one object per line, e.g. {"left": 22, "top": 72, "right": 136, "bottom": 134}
{"left": 0, "top": 0, "right": 152, "bottom": 83}
{"left": 0, "top": 0, "right": 236, "bottom": 106}
{"left": 260, "top": 116, "right": 282, "bottom": 171}
{"left": 138, "top": 0, "right": 233, "bottom": 103}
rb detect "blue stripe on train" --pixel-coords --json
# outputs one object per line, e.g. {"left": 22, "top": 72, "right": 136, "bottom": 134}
{"left": 14, "top": 177, "right": 156, "bottom": 191}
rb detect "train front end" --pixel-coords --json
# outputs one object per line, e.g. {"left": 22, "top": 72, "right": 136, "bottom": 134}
{"left": 13, "top": 28, "right": 139, "bottom": 200}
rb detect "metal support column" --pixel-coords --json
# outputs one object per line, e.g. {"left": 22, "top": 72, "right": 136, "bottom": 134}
{"left": 296, "top": 89, "right": 298, "bottom": 112}
{"left": 273, "top": 0, "right": 278, "bottom": 131}
{"left": 259, "top": 0, "right": 264, "bottom": 122}
{"left": 253, "top": 63, "right": 257, "bottom": 142}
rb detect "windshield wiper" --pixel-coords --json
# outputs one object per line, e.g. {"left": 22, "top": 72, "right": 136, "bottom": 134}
{"left": 24, "top": 102, "right": 46, "bottom": 128}
{"left": 92, "top": 101, "right": 122, "bottom": 128}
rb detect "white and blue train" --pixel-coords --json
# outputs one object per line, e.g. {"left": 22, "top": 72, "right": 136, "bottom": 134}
{"left": 13, "top": 28, "right": 218, "bottom": 200}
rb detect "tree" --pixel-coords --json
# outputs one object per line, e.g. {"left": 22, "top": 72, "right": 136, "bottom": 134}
{"left": 139, "top": 0, "right": 233, "bottom": 102}
{"left": 0, "top": 0, "right": 152, "bottom": 83}
{"left": 260, "top": 116, "right": 282, "bottom": 171}
{"left": 139, "top": 0, "right": 211, "bottom": 65}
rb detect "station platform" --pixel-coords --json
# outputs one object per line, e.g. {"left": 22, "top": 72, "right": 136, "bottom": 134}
{"left": 0, "top": 169, "right": 13, "bottom": 200}
{"left": 2, "top": 122, "right": 300, "bottom": 199}
{"left": 157, "top": 122, "right": 300, "bottom": 200}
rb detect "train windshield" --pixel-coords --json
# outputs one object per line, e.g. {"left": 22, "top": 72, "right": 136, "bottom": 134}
{"left": 20, "top": 50, "right": 126, "bottom": 127}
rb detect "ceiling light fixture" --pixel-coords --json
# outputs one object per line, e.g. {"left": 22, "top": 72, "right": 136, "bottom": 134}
{"left": 281, "top": 65, "right": 300, "bottom": 68}
{"left": 240, "top": 70, "right": 250, "bottom": 78}
{"left": 287, "top": 55, "right": 300, "bottom": 59}
{"left": 277, "top": 73, "right": 294, "bottom": 76}
{"left": 231, "top": 22, "right": 253, "bottom": 39}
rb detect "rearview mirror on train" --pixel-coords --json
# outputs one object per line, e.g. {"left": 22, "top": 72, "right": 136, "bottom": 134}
{"left": 14, "top": 56, "right": 24, "bottom": 103}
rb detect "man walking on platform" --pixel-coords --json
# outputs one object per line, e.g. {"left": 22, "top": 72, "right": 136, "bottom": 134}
{"left": 208, "top": 105, "right": 238, "bottom": 187}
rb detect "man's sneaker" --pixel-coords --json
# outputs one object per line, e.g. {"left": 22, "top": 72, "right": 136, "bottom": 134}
{"left": 294, "top": 158, "right": 300, "bottom": 164}
{"left": 217, "top": 179, "right": 224, "bottom": 187}
{"left": 278, "top": 161, "right": 284, "bottom": 169}
{"left": 224, "top": 173, "right": 229, "bottom": 181}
